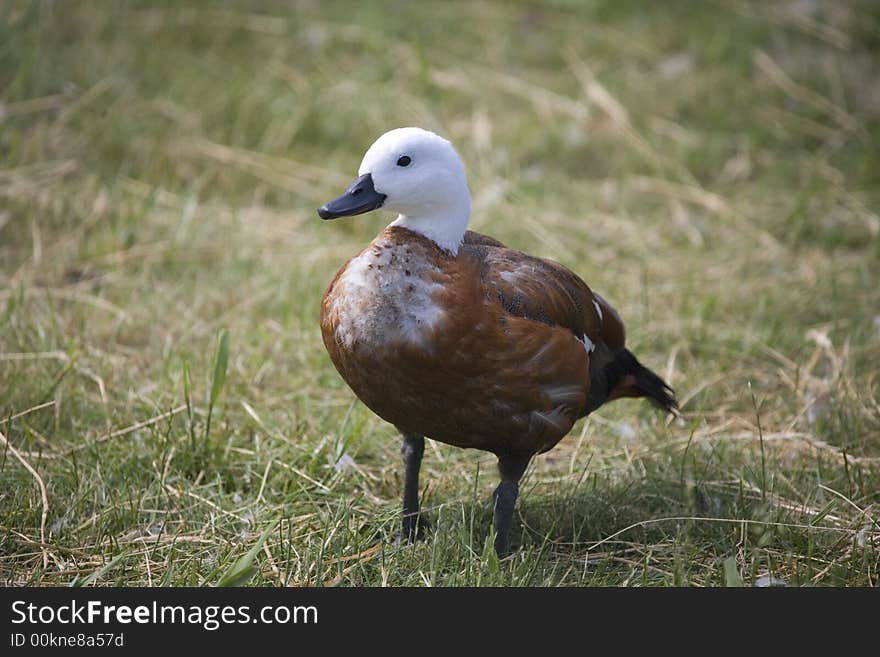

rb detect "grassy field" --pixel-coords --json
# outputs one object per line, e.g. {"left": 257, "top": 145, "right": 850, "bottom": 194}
{"left": 1, "top": 0, "right": 879, "bottom": 587}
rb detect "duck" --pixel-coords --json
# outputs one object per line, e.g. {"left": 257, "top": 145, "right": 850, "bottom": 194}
{"left": 317, "top": 127, "right": 676, "bottom": 557}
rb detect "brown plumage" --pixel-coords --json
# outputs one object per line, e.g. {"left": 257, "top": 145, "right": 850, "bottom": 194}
{"left": 322, "top": 228, "right": 640, "bottom": 455}
{"left": 317, "top": 127, "right": 676, "bottom": 556}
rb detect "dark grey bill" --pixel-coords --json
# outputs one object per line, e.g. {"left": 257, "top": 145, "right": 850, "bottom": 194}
{"left": 317, "top": 173, "right": 386, "bottom": 220}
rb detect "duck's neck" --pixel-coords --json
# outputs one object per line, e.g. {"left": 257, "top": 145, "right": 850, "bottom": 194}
{"left": 389, "top": 196, "right": 470, "bottom": 256}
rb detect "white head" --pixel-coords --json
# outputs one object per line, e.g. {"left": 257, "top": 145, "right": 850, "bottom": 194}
{"left": 317, "top": 127, "right": 471, "bottom": 255}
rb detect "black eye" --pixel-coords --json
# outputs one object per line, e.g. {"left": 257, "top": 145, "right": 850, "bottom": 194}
{"left": 396, "top": 155, "right": 412, "bottom": 167}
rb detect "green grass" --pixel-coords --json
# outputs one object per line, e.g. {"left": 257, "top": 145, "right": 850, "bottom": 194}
{"left": 1, "top": 0, "right": 879, "bottom": 586}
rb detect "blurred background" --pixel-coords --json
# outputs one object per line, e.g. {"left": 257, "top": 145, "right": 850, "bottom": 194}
{"left": 1, "top": 1, "right": 878, "bottom": 586}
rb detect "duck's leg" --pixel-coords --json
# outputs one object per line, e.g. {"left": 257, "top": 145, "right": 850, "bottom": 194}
{"left": 492, "top": 454, "right": 530, "bottom": 557}
{"left": 398, "top": 432, "right": 429, "bottom": 542}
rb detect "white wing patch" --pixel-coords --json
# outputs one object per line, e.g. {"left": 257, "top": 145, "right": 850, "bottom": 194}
{"left": 593, "top": 299, "right": 603, "bottom": 322}
{"left": 498, "top": 270, "right": 519, "bottom": 285}
{"left": 579, "top": 333, "right": 595, "bottom": 353}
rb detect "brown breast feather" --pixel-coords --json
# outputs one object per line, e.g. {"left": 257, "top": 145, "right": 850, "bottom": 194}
{"left": 321, "top": 227, "right": 626, "bottom": 456}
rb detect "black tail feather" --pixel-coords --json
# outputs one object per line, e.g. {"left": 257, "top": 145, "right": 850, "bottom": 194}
{"left": 612, "top": 349, "right": 678, "bottom": 414}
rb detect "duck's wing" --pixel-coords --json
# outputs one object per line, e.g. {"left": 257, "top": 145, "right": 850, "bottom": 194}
{"left": 461, "top": 241, "right": 648, "bottom": 419}
{"left": 460, "top": 241, "right": 676, "bottom": 416}
{"left": 463, "top": 230, "right": 507, "bottom": 248}
{"left": 462, "top": 242, "right": 625, "bottom": 353}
